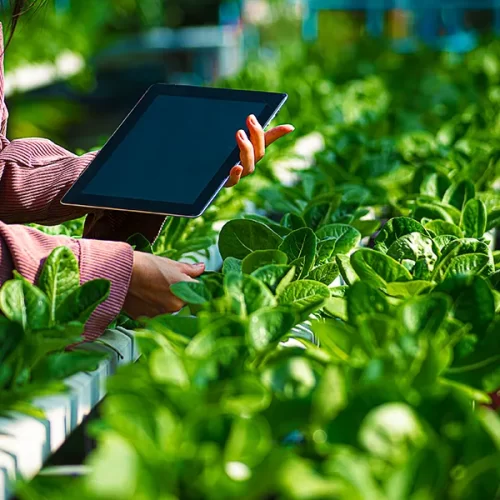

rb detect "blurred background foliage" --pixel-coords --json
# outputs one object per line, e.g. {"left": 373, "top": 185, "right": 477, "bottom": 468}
{"left": 0, "top": 0, "right": 267, "bottom": 148}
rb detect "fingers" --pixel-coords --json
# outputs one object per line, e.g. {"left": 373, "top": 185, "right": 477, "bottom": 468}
{"left": 167, "top": 296, "right": 186, "bottom": 313}
{"left": 265, "top": 124, "right": 295, "bottom": 147}
{"left": 166, "top": 263, "right": 205, "bottom": 312}
{"left": 182, "top": 262, "right": 205, "bottom": 278}
{"left": 236, "top": 129, "right": 255, "bottom": 176}
{"left": 247, "top": 114, "right": 265, "bottom": 162}
{"left": 225, "top": 165, "right": 244, "bottom": 188}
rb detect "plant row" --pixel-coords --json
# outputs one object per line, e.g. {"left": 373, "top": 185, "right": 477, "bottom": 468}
{"left": 7, "top": 36, "right": 500, "bottom": 499}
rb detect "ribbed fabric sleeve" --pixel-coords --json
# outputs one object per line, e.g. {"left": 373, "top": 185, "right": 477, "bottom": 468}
{"left": 0, "top": 222, "right": 133, "bottom": 341}
{"left": 0, "top": 139, "right": 97, "bottom": 225}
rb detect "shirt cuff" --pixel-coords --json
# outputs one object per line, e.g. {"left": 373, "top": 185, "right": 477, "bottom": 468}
{"left": 78, "top": 238, "right": 134, "bottom": 341}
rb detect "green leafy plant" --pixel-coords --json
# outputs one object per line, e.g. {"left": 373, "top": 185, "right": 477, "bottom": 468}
{"left": 13, "top": 27, "right": 500, "bottom": 500}
{"left": 0, "top": 246, "right": 110, "bottom": 418}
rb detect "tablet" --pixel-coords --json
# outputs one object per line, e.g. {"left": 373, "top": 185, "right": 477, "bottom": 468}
{"left": 61, "top": 84, "right": 288, "bottom": 217}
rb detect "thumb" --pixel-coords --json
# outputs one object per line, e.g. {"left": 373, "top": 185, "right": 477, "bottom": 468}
{"left": 184, "top": 262, "right": 206, "bottom": 278}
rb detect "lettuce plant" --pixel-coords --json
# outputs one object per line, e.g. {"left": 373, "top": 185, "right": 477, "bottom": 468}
{"left": 0, "top": 247, "right": 110, "bottom": 418}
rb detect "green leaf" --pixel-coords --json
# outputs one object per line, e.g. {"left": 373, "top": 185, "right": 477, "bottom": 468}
{"left": 420, "top": 171, "right": 452, "bottom": 199}
{"left": 387, "top": 232, "right": 438, "bottom": 268}
{"left": 170, "top": 281, "right": 211, "bottom": 305}
{"left": 252, "top": 265, "right": 295, "bottom": 294}
{"left": 303, "top": 193, "right": 342, "bottom": 229}
{"left": 439, "top": 378, "right": 491, "bottom": 404}
{"left": 351, "top": 249, "right": 412, "bottom": 287}
{"left": 359, "top": 403, "right": 427, "bottom": 464}
{"left": 241, "top": 250, "right": 288, "bottom": 275}
{"left": 311, "top": 365, "right": 346, "bottom": 425}
{"left": 38, "top": 246, "right": 80, "bottom": 324}
{"left": 289, "top": 256, "right": 306, "bottom": 279}
{"left": 56, "top": 279, "right": 111, "bottom": 324}
{"left": 316, "top": 224, "right": 361, "bottom": 263}
{"left": 331, "top": 286, "right": 349, "bottom": 298}
{"left": 312, "top": 318, "right": 355, "bottom": 361}
{"left": 32, "top": 351, "right": 107, "bottom": 382}
{"left": 218, "top": 220, "right": 282, "bottom": 260}
{"left": 281, "top": 213, "right": 306, "bottom": 230}
{"left": 224, "top": 416, "right": 272, "bottom": 469}
{"left": 307, "top": 263, "right": 340, "bottom": 285}
{"left": 398, "top": 294, "right": 450, "bottom": 336}
{"left": 374, "top": 217, "right": 428, "bottom": 254}
{"left": 324, "top": 297, "right": 348, "bottom": 321}
{"left": 278, "top": 280, "right": 330, "bottom": 321}
{"left": 336, "top": 254, "right": 359, "bottom": 286}
{"left": 461, "top": 199, "right": 487, "bottom": 238}
{"left": 174, "top": 237, "right": 214, "bottom": 255}
{"left": 242, "top": 275, "right": 277, "bottom": 314}
{"left": 385, "top": 281, "right": 434, "bottom": 298}
{"left": 440, "top": 238, "right": 491, "bottom": 259}
{"left": 223, "top": 257, "right": 242, "bottom": 275}
{"left": 433, "top": 239, "right": 494, "bottom": 281}
{"left": 20, "top": 279, "right": 50, "bottom": 331}
{"left": 347, "top": 282, "right": 390, "bottom": 323}
{"left": 442, "top": 180, "right": 475, "bottom": 210}
{"left": 425, "top": 220, "right": 464, "bottom": 238}
{"left": 142, "top": 315, "right": 200, "bottom": 339}
{"left": 199, "top": 273, "right": 224, "bottom": 299}
{"left": 413, "top": 203, "right": 455, "bottom": 224}
{"left": 487, "top": 208, "right": 500, "bottom": 231}
{"left": 351, "top": 219, "right": 381, "bottom": 238}
{"left": 127, "top": 233, "right": 153, "bottom": 253}
{"left": 261, "top": 355, "right": 318, "bottom": 400}
{"left": 224, "top": 272, "right": 276, "bottom": 316}
{"left": 224, "top": 272, "right": 247, "bottom": 316}
{"left": 437, "top": 275, "right": 495, "bottom": 334}
{"left": 443, "top": 254, "right": 492, "bottom": 280}
{"left": 155, "top": 216, "right": 189, "bottom": 253}
{"left": 434, "top": 235, "right": 459, "bottom": 251}
{"left": 150, "top": 347, "right": 189, "bottom": 387}
{"left": 243, "top": 214, "right": 291, "bottom": 237}
{"left": 279, "top": 228, "right": 317, "bottom": 279}
{"left": 248, "top": 307, "right": 296, "bottom": 351}
{"left": 221, "top": 376, "right": 271, "bottom": 414}
{"left": 0, "top": 278, "right": 51, "bottom": 331}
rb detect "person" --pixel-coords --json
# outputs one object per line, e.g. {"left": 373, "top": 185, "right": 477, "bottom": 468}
{"left": 0, "top": 0, "right": 294, "bottom": 341}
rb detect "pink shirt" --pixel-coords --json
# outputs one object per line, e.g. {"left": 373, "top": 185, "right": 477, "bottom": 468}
{"left": 0, "top": 24, "right": 165, "bottom": 341}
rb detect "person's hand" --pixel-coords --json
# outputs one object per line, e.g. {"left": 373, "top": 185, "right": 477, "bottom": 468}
{"left": 123, "top": 251, "right": 205, "bottom": 319}
{"left": 225, "top": 114, "right": 294, "bottom": 188}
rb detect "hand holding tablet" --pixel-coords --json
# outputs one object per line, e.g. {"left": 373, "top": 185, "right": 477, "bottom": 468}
{"left": 226, "top": 113, "right": 294, "bottom": 188}
{"left": 62, "top": 84, "right": 292, "bottom": 218}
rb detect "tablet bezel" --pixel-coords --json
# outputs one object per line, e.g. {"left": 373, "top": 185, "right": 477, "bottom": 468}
{"left": 61, "top": 84, "right": 288, "bottom": 217}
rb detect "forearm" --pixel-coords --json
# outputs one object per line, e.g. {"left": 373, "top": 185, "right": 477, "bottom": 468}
{"left": 0, "top": 137, "right": 97, "bottom": 225}
{"left": 0, "top": 222, "right": 133, "bottom": 340}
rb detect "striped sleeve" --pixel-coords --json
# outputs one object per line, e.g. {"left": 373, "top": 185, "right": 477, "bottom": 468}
{"left": 0, "top": 138, "right": 98, "bottom": 225}
{"left": 0, "top": 222, "right": 134, "bottom": 341}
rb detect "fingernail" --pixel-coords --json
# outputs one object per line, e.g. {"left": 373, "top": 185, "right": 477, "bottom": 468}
{"left": 250, "top": 114, "right": 257, "bottom": 124}
{"left": 239, "top": 130, "right": 247, "bottom": 141}
{"left": 195, "top": 262, "right": 205, "bottom": 268}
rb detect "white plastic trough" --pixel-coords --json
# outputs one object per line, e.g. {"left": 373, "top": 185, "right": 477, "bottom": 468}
{"left": 0, "top": 326, "right": 140, "bottom": 500}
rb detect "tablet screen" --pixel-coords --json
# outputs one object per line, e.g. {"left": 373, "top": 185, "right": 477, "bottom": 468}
{"left": 82, "top": 95, "right": 267, "bottom": 205}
